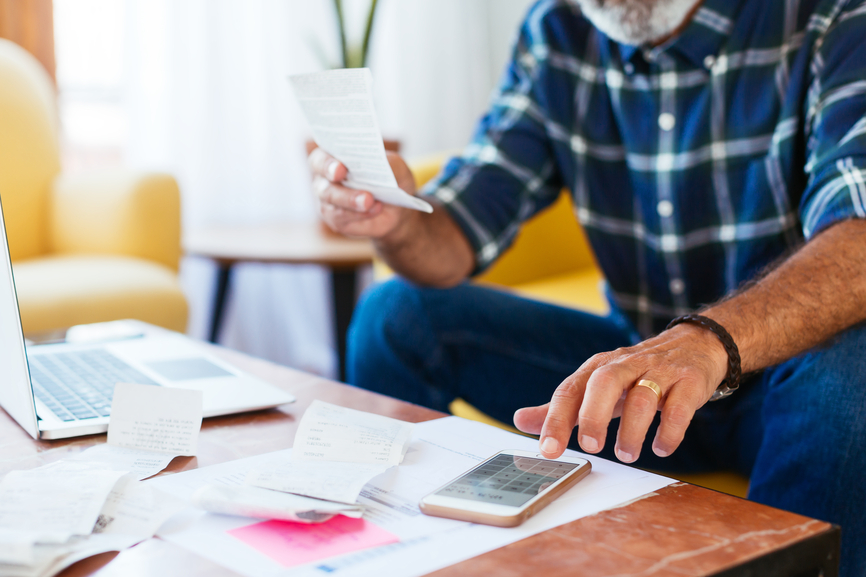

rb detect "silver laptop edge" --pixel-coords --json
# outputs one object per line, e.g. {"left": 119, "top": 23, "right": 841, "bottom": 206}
{"left": 0, "top": 196, "right": 40, "bottom": 439}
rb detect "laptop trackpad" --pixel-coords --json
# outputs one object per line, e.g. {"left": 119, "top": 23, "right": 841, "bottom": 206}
{"left": 146, "top": 359, "right": 233, "bottom": 381}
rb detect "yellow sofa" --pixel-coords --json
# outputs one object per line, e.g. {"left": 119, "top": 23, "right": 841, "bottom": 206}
{"left": 0, "top": 39, "right": 188, "bottom": 334}
{"left": 408, "top": 152, "right": 750, "bottom": 498}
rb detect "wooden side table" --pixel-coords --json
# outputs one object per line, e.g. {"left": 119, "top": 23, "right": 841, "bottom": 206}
{"left": 183, "top": 221, "right": 376, "bottom": 381}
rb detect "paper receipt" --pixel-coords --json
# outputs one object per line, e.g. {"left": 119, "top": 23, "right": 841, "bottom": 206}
{"left": 290, "top": 68, "right": 433, "bottom": 213}
{"left": 292, "top": 400, "right": 413, "bottom": 466}
{"left": 107, "top": 383, "right": 203, "bottom": 456}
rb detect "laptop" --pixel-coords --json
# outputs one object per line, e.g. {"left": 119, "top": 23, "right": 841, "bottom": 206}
{"left": 0, "top": 200, "right": 295, "bottom": 440}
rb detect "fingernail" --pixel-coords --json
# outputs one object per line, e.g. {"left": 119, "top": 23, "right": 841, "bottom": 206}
{"left": 654, "top": 445, "right": 671, "bottom": 457}
{"left": 580, "top": 435, "right": 599, "bottom": 452}
{"left": 617, "top": 449, "right": 634, "bottom": 463}
{"left": 355, "top": 194, "right": 367, "bottom": 211}
{"left": 327, "top": 161, "right": 339, "bottom": 181}
{"left": 540, "top": 437, "right": 560, "bottom": 455}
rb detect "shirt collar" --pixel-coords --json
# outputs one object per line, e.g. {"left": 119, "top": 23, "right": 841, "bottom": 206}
{"left": 617, "top": 0, "right": 747, "bottom": 68}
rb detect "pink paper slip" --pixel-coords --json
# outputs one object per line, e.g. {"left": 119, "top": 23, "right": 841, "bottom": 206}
{"left": 228, "top": 516, "right": 400, "bottom": 568}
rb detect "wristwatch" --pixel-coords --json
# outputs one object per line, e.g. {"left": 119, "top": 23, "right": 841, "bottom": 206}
{"left": 666, "top": 314, "right": 741, "bottom": 401}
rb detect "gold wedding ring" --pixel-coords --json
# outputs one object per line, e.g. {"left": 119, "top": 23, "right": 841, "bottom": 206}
{"left": 635, "top": 379, "right": 662, "bottom": 401}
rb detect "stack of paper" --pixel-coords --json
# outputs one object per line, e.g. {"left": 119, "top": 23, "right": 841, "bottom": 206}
{"left": 150, "top": 416, "right": 677, "bottom": 577}
{"left": 192, "top": 401, "right": 414, "bottom": 523}
{"left": 0, "top": 383, "right": 201, "bottom": 577}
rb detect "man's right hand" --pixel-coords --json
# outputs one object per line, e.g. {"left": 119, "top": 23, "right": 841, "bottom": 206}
{"left": 308, "top": 147, "right": 417, "bottom": 240}
{"left": 309, "top": 147, "right": 475, "bottom": 287}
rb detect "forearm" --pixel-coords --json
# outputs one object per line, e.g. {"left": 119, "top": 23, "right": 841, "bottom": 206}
{"left": 374, "top": 202, "right": 475, "bottom": 288}
{"left": 703, "top": 218, "right": 866, "bottom": 374}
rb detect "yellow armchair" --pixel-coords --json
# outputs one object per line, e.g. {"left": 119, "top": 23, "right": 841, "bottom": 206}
{"left": 0, "top": 39, "right": 188, "bottom": 334}
{"left": 408, "top": 152, "right": 749, "bottom": 498}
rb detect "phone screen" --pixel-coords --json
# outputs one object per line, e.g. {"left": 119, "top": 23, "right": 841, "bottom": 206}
{"left": 433, "top": 454, "right": 581, "bottom": 507}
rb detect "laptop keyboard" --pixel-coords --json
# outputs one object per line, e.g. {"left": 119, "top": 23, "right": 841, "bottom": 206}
{"left": 28, "top": 349, "right": 159, "bottom": 422}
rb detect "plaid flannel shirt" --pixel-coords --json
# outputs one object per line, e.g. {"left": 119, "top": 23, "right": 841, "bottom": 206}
{"left": 422, "top": 0, "right": 866, "bottom": 337}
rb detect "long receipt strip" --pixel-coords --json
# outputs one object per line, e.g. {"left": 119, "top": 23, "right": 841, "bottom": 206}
{"left": 290, "top": 68, "right": 433, "bottom": 214}
{"left": 151, "top": 416, "right": 676, "bottom": 577}
{"left": 0, "top": 384, "right": 201, "bottom": 577}
{"left": 193, "top": 401, "right": 414, "bottom": 522}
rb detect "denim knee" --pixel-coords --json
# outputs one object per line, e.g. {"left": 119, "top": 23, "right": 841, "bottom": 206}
{"left": 346, "top": 278, "right": 443, "bottom": 403}
{"left": 750, "top": 321, "right": 866, "bottom": 577}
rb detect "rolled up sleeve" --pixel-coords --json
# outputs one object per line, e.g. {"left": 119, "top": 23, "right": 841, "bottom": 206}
{"left": 800, "top": 4, "right": 866, "bottom": 238}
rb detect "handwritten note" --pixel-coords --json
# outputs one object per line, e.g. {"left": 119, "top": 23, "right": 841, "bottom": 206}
{"left": 228, "top": 516, "right": 399, "bottom": 568}
{"left": 293, "top": 400, "right": 413, "bottom": 465}
{"left": 107, "top": 382, "right": 203, "bottom": 456}
{"left": 290, "top": 68, "right": 433, "bottom": 214}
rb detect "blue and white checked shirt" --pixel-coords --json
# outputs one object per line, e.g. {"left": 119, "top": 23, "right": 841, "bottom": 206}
{"left": 422, "top": 0, "right": 866, "bottom": 337}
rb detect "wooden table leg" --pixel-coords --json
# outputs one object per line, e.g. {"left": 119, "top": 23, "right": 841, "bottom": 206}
{"left": 331, "top": 268, "right": 357, "bottom": 382}
{"left": 209, "top": 263, "right": 233, "bottom": 344}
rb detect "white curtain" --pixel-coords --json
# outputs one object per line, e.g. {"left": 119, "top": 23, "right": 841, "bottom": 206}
{"left": 120, "top": 0, "right": 536, "bottom": 378}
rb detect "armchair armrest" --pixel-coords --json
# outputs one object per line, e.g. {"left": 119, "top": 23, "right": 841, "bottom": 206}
{"left": 49, "top": 170, "right": 182, "bottom": 271}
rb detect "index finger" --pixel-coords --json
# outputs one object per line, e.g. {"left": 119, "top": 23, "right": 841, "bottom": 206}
{"left": 537, "top": 372, "right": 587, "bottom": 459}
{"left": 308, "top": 147, "right": 348, "bottom": 182}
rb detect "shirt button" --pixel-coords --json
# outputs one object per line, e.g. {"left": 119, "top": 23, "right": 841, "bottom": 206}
{"left": 657, "top": 200, "right": 674, "bottom": 217}
{"left": 703, "top": 55, "right": 716, "bottom": 69}
{"left": 669, "top": 278, "right": 685, "bottom": 295}
{"left": 643, "top": 49, "right": 656, "bottom": 63}
{"left": 623, "top": 62, "right": 635, "bottom": 75}
{"left": 658, "top": 113, "right": 676, "bottom": 131}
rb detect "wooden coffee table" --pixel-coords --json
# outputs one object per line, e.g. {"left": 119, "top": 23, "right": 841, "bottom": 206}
{"left": 0, "top": 333, "right": 840, "bottom": 577}
{"left": 184, "top": 221, "right": 376, "bottom": 381}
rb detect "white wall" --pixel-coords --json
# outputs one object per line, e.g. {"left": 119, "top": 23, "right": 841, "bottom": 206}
{"left": 372, "top": 0, "right": 537, "bottom": 159}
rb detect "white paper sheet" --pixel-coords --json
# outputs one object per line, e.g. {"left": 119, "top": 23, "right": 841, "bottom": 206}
{"left": 0, "top": 530, "right": 36, "bottom": 566}
{"left": 151, "top": 417, "right": 676, "bottom": 577}
{"left": 0, "top": 534, "right": 139, "bottom": 577}
{"left": 72, "top": 444, "right": 176, "bottom": 481}
{"left": 93, "top": 475, "right": 186, "bottom": 539}
{"left": 290, "top": 68, "right": 433, "bottom": 214}
{"left": 0, "top": 461, "right": 127, "bottom": 543}
{"left": 192, "top": 485, "right": 364, "bottom": 524}
{"left": 293, "top": 400, "right": 413, "bottom": 466}
{"left": 246, "top": 460, "right": 389, "bottom": 505}
{"left": 107, "top": 382, "right": 203, "bottom": 456}
{"left": 0, "top": 385, "right": 203, "bottom": 575}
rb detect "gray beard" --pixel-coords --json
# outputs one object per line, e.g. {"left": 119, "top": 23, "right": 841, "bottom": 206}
{"left": 573, "top": 0, "right": 701, "bottom": 46}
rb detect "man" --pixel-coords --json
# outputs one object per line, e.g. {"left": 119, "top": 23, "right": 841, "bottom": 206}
{"left": 310, "top": 0, "right": 866, "bottom": 573}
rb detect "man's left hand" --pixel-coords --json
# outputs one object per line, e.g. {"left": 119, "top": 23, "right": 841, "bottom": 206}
{"left": 513, "top": 323, "right": 728, "bottom": 462}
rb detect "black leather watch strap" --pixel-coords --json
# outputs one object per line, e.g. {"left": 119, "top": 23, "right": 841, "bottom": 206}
{"left": 666, "top": 314, "right": 741, "bottom": 401}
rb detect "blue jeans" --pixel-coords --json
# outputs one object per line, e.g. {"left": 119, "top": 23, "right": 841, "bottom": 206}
{"left": 348, "top": 278, "right": 866, "bottom": 576}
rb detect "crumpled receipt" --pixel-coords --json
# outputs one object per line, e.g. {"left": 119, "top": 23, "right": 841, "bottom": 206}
{"left": 192, "top": 401, "right": 413, "bottom": 523}
{"left": 192, "top": 485, "right": 363, "bottom": 525}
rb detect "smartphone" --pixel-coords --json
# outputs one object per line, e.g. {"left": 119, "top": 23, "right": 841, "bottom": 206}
{"left": 419, "top": 449, "right": 591, "bottom": 527}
